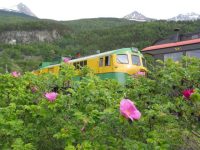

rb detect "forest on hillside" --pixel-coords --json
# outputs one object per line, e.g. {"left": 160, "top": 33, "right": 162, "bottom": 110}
{"left": 1, "top": 12, "right": 200, "bottom": 73}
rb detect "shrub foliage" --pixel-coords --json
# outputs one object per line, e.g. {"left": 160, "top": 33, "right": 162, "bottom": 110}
{"left": 0, "top": 58, "right": 200, "bottom": 150}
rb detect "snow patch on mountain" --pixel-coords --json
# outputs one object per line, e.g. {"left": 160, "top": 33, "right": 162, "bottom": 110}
{"left": 123, "top": 11, "right": 155, "bottom": 22}
{"left": 0, "top": 3, "right": 36, "bottom": 17}
{"left": 168, "top": 12, "right": 200, "bottom": 21}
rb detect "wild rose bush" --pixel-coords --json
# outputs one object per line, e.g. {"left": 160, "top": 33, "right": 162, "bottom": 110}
{"left": 0, "top": 57, "right": 199, "bottom": 149}
{"left": 125, "top": 57, "right": 200, "bottom": 149}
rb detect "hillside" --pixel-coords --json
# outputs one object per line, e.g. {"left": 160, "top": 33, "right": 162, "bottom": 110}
{"left": 62, "top": 18, "right": 137, "bottom": 31}
{"left": 0, "top": 10, "right": 37, "bottom": 23}
{"left": 1, "top": 11, "right": 200, "bottom": 73}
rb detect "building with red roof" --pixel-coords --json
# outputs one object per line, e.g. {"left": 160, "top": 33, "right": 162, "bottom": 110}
{"left": 142, "top": 30, "right": 200, "bottom": 61}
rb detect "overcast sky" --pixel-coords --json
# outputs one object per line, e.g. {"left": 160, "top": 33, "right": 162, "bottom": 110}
{"left": 0, "top": 0, "right": 200, "bottom": 21}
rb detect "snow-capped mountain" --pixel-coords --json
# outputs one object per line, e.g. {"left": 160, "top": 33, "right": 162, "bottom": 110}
{"left": 0, "top": 3, "right": 36, "bottom": 17}
{"left": 123, "top": 11, "right": 155, "bottom": 22}
{"left": 168, "top": 12, "right": 200, "bottom": 21}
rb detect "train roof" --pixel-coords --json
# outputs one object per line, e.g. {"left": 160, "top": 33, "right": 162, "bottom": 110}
{"left": 69, "top": 47, "right": 141, "bottom": 63}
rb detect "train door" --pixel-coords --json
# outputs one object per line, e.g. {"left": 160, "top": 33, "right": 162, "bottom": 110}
{"left": 98, "top": 55, "right": 112, "bottom": 73}
{"left": 104, "top": 55, "right": 112, "bottom": 73}
{"left": 98, "top": 57, "right": 104, "bottom": 73}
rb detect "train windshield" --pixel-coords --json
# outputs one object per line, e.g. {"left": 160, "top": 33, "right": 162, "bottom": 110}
{"left": 132, "top": 55, "right": 141, "bottom": 66}
{"left": 117, "top": 54, "right": 129, "bottom": 64}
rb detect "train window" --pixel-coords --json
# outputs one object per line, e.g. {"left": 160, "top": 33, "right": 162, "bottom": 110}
{"left": 99, "top": 58, "right": 103, "bottom": 67}
{"left": 83, "top": 60, "right": 87, "bottom": 66}
{"left": 80, "top": 61, "right": 84, "bottom": 67}
{"left": 117, "top": 54, "right": 128, "bottom": 64}
{"left": 164, "top": 52, "right": 183, "bottom": 61}
{"left": 186, "top": 50, "right": 200, "bottom": 58}
{"left": 73, "top": 62, "right": 83, "bottom": 69}
{"left": 105, "top": 56, "right": 111, "bottom": 66}
{"left": 132, "top": 55, "right": 141, "bottom": 66}
{"left": 73, "top": 62, "right": 77, "bottom": 68}
{"left": 76, "top": 62, "right": 80, "bottom": 69}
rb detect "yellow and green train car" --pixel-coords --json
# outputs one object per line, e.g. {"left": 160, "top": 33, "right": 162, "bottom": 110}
{"left": 33, "top": 47, "right": 147, "bottom": 84}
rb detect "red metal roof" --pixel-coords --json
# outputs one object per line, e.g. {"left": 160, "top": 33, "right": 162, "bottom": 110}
{"left": 142, "top": 38, "right": 200, "bottom": 51}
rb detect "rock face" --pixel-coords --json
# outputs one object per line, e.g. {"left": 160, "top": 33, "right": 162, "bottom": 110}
{"left": 0, "top": 30, "right": 61, "bottom": 44}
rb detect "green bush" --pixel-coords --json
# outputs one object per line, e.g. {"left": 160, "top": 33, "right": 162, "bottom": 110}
{"left": 0, "top": 58, "right": 199, "bottom": 149}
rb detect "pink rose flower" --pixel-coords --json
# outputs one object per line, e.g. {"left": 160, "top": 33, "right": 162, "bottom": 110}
{"left": 63, "top": 57, "right": 71, "bottom": 63}
{"left": 182, "top": 89, "right": 194, "bottom": 100}
{"left": 11, "top": 71, "right": 21, "bottom": 77}
{"left": 120, "top": 99, "right": 141, "bottom": 121}
{"left": 45, "top": 92, "right": 58, "bottom": 102}
{"left": 136, "top": 71, "right": 146, "bottom": 76}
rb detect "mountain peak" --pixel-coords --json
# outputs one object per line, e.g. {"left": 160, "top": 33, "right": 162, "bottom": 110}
{"left": 168, "top": 12, "right": 200, "bottom": 21}
{"left": 123, "top": 11, "right": 155, "bottom": 22}
{"left": 0, "top": 3, "right": 36, "bottom": 17}
{"left": 16, "top": 3, "right": 36, "bottom": 17}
